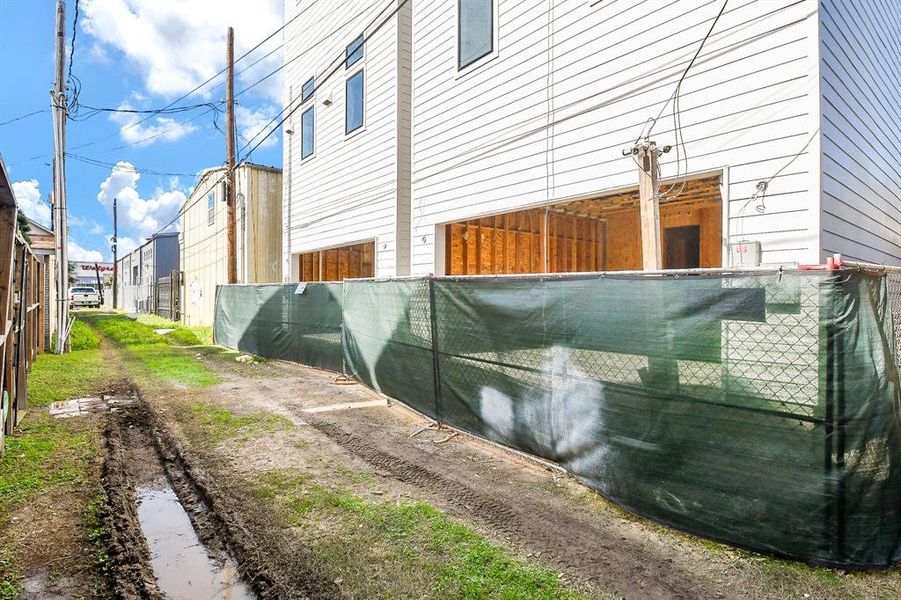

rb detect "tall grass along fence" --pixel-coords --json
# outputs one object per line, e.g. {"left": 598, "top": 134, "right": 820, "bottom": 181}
{"left": 214, "top": 268, "right": 901, "bottom": 569}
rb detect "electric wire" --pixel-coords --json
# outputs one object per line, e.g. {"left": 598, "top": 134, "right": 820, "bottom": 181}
{"left": 139, "top": 0, "right": 406, "bottom": 246}
{"left": 66, "top": 153, "right": 199, "bottom": 178}
{"left": 0, "top": 109, "right": 48, "bottom": 127}
{"left": 638, "top": 0, "right": 728, "bottom": 143}
{"left": 69, "top": 0, "right": 321, "bottom": 149}
{"left": 240, "top": 0, "right": 407, "bottom": 161}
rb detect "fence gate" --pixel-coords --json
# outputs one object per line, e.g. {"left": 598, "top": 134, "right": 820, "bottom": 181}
{"left": 155, "top": 270, "right": 180, "bottom": 321}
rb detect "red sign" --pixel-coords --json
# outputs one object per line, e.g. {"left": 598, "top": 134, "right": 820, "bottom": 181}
{"left": 78, "top": 264, "right": 114, "bottom": 273}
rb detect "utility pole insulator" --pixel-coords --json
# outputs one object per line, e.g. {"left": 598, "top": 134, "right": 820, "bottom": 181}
{"left": 225, "top": 26, "right": 238, "bottom": 285}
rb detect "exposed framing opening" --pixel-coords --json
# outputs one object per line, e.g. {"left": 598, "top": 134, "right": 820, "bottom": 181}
{"left": 297, "top": 240, "right": 376, "bottom": 282}
{"left": 444, "top": 174, "right": 723, "bottom": 275}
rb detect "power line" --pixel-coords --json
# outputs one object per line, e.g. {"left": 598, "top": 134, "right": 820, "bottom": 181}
{"left": 66, "top": 153, "right": 199, "bottom": 177}
{"left": 0, "top": 109, "right": 48, "bottom": 127}
{"left": 637, "top": 0, "right": 728, "bottom": 144}
{"left": 75, "top": 0, "right": 319, "bottom": 149}
{"left": 140, "top": 0, "right": 405, "bottom": 245}
{"left": 102, "top": 1, "right": 380, "bottom": 154}
{"left": 66, "top": 0, "right": 81, "bottom": 114}
{"left": 240, "top": 0, "right": 406, "bottom": 161}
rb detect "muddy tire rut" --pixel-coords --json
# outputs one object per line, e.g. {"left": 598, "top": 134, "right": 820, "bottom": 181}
{"left": 101, "top": 392, "right": 341, "bottom": 599}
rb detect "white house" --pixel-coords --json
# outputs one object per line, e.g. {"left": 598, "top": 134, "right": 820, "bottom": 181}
{"left": 282, "top": 0, "right": 412, "bottom": 281}
{"left": 179, "top": 163, "right": 282, "bottom": 326}
{"left": 282, "top": 0, "right": 901, "bottom": 279}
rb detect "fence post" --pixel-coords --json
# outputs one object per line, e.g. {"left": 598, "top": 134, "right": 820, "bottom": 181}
{"left": 428, "top": 275, "right": 443, "bottom": 422}
{"left": 823, "top": 270, "right": 848, "bottom": 563}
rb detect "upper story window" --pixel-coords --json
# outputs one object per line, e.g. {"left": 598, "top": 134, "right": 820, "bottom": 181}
{"left": 300, "top": 75, "right": 315, "bottom": 159}
{"left": 301, "top": 107, "right": 315, "bottom": 159}
{"left": 346, "top": 35, "right": 364, "bottom": 68}
{"left": 458, "top": 0, "right": 494, "bottom": 70}
{"left": 346, "top": 71, "right": 364, "bottom": 134}
{"left": 345, "top": 35, "right": 365, "bottom": 135}
{"left": 301, "top": 77, "right": 315, "bottom": 103}
{"left": 207, "top": 192, "right": 215, "bottom": 225}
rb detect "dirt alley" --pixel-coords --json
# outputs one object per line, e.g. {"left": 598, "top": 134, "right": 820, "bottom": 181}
{"left": 135, "top": 343, "right": 867, "bottom": 600}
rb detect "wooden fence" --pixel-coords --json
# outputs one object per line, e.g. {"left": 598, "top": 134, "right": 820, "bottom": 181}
{"left": 0, "top": 162, "right": 48, "bottom": 456}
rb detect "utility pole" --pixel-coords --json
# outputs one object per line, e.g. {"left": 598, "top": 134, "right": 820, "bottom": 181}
{"left": 51, "top": 0, "right": 69, "bottom": 353}
{"left": 225, "top": 26, "right": 238, "bottom": 284}
{"left": 624, "top": 139, "right": 668, "bottom": 271}
{"left": 112, "top": 197, "right": 117, "bottom": 309}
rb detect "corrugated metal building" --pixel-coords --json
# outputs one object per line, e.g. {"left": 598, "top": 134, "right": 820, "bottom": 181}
{"left": 180, "top": 163, "right": 282, "bottom": 326}
{"left": 115, "top": 232, "right": 179, "bottom": 314}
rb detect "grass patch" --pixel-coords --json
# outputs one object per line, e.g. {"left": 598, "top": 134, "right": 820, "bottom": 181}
{"left": 128, "top": 346, "right": 221, "bottom": 387}
{"left": 28, "top": 348, "right": 120, "bottom": 408}
{"left": 254, "top": 470, "right": 582, "bottom": 599}
{"left": 88, "top": 316, "right": 166, "bottom": 346}
{"left": 180, "top": 402, "right": 292, "bottom": 444}
{"left": 136, "top": 314, "right": 208, "bottom": 346}
{"left": 69, "top": 320, "right": 100, "bottom": 351}
{"left": 0, "top": 414, "right": 97, "bottom": 519}
{"left": 82, "top": 315, "right": 220, "bottom": 388}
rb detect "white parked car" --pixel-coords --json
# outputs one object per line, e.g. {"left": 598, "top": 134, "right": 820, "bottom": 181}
{"left": 69, "top": 286, "right": 101, "bottom": 308}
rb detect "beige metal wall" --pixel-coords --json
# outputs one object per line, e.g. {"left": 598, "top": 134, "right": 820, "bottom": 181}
{"left": 181, "top": 164, "right": 282, "bottom": 327}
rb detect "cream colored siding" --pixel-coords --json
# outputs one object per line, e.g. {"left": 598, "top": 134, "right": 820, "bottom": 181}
{"left": 819, "top": 0, "right": 901, "bottom": 264}
{"left": 180, "top": 164, "right": 282, "bottom": 326}
{"left": 410, "top": 0, "right": 822, "bottom": 273}
{"left": 282, "top": 0, "right": 412, "bottom": 280}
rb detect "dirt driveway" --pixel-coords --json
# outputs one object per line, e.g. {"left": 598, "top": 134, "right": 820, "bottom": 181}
{"left": 7, "top": 313, "right": 898, "bottom": 599}
{"left": 150, "top": 343, "right": 899, "bottom": 599}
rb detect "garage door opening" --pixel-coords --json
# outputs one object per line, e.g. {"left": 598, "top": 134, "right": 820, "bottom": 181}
{"left": 444, "top": 175, "right": 722, "bottom": 275}
{"left": 297, "top": 241, "right": 375, "bottom": 281}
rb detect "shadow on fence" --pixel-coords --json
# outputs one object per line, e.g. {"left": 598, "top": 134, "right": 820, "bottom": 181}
{"left": 214, "top": 269, "right": 901, "bottom": 569}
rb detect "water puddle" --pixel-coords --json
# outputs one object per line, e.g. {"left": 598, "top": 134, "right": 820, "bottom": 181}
{"left": 49, "top": 394, "right": 132, "bottom": 419}
{"left": 136, "top": 476, "right": 256, "bottom": 600}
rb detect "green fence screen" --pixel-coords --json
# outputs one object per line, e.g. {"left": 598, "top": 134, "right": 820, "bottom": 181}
{"left": 214, "top": 270, "right": 901, "bottom": 568}
{"left": 214, "top": 283, "right": 343, "bottom": 371}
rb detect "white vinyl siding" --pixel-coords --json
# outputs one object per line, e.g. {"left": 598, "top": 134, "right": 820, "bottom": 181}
{"left": 818, "top": 0, "right": 901, "bottom": 264}
{"left": 283, "top": 0, "right": 412, "bottom": 278}
{"left": 410, "top": 0, "right": 822, "bottom": 274}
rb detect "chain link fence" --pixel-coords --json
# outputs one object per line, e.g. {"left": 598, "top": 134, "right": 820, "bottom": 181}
{"left": 215, "top": 268, "right": 901, "bottom": 568}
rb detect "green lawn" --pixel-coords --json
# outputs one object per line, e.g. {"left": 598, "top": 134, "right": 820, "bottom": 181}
{"left": 81, "top": 314, "right": 221, "bottom": 388}
{"left": 254, "top": 470, "right": 581, "bottom": 599}
{"left": 28, "top": 321, "right": 119, "bottom": 408}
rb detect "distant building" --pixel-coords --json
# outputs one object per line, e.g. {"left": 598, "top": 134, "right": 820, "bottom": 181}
{"left": 179, "top": 163, "right": 282, "bottom": 326}
{"left": 115, "top": 232, "right": 179, "bottom": 314}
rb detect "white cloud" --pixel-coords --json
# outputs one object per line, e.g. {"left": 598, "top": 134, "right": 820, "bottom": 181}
{"left": 115, "top": 235, "right": 139, "bottom": 256}
{"left": 96, "top": 162, "right": 185, "bottom": 240}
{"left": 236, "top": 104, "right": 280, "bottom": 150}
{"left": 69, "top": 239, "right": 105, "bottom": 262}
{"left": 81, "top": 0, "right": 283, "bottom": 103}
{"left": 110, "top": 102, "right": 199, "bottom": 147}
{"left": 11, "top": 179, "right": 52, "bottom": 228}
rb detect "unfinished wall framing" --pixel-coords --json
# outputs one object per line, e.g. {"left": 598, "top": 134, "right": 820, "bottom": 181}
{"left": 298, "top": 240, "right": 376, "bottom": 282}
{"left": 444, "top": 175, "right": 723, "bottom": 275}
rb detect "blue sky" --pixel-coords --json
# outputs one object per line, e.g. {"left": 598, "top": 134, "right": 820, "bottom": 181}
{"left": 0, "top": 0, "right": 284, "bottom": 261}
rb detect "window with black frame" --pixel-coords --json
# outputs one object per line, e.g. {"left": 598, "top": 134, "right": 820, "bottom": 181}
{"left": 458, "top": 0, "right": 494, "bottom": 70}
